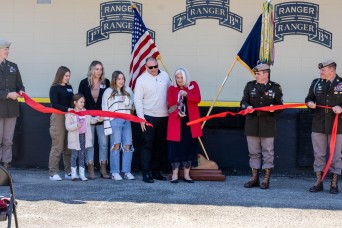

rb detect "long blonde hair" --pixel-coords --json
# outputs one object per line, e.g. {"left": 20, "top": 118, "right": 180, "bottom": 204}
{"left": 87, "top": 60, "right": 106, "bottom": 87}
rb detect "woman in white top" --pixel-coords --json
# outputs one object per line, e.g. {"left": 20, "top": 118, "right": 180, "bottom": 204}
{"left": 102, "top": 71, "right": 135, "bottom": 180}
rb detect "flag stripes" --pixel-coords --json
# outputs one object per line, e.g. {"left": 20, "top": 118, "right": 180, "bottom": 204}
{"left": 129, "top": 7, "right": 160, "bottom": 90}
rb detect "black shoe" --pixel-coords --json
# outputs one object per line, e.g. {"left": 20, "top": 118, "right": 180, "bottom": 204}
{"left": 152, "top": 172, "right": 167, "bottom": 181}
{"left": 142, "top": 173, "right": 154, "bottom": 183}
{"left": 260, "top": 181, "right": 269, "bottom": 189}
{"left": 330, "top": 185, "right": 339, "bottom": 194}
{"left": 244, "top": 179, "right": 260, "bottom": 188}
{"left": 171, "top": 179, "right": 179, "bottom": 183}
{"left": 183, "top": 178, "right": 194, "bottom": 183}
{"left": 309, "top": 182, "right": 323, "bottom": 192}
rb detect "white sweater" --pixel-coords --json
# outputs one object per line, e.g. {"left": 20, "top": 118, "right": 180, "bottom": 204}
{"left": 102, "top": 86, "right": 134, "bottom": 135}
{"left": 102, "top": 86, "right": 134, "bottom": 116}
{"left": 134, "top": 70, "right": 171, "bottom": 119}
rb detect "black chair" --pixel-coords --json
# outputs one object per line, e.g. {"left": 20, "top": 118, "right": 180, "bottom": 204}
{"left": 0, "top": 166, "right": 18, "bottom": 228}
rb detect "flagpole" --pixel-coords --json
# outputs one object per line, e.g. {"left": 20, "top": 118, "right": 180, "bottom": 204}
{"left": 130, "top": 1, "right": 137, "bottom": 10}
{"left": 157, "top": 55, "right": 172, "bottom": 82}
{"left": 198, "top": 137, "right": 210, "bottom": 160}
{"left": 201, "top": 58, "right": 238, "bottom": 129}
{"left": 202, "top": 11, "right": 265, "bottom": 129}
{"left": 158, "top": 56, "right": 169, "bottom": 73}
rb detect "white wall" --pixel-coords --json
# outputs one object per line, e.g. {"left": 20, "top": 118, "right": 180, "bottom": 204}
{"left": 1, "top": 0, "right": 341, "bottom": 103}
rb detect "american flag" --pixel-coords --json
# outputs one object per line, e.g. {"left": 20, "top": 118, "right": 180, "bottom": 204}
{"left": 129, "top": 7, "right": 160, "bottom": 90}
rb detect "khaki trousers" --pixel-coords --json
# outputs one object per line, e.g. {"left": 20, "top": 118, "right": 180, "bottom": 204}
{"left": 48, "top": 114, "right": 71, "bottom": 176}
{"left": 312, "top": 132, "right": 342, "bottom": 175}
{"left": 0, "top": 117, "right": 17, "bottom": 163}
{"left": 247, "top": 136, "right": 275, "bottom": 170}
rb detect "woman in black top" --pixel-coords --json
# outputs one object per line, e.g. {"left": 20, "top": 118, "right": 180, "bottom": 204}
{"left": 78, "top": 60, "right": 110, "bottom": 179}
{"left": 48, "top": 66, "right": 74, "bottom": 181}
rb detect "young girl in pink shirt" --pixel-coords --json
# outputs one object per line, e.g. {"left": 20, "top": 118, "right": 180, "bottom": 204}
{"left": 65, "top": 93, "right": 102, "bottom": 181}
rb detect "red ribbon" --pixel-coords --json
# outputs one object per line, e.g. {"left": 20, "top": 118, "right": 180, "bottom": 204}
{"left": 187, "top": 103, "right": 339, "bottom": 181}
{"left": 19, "top": 92, "right": 340, "bottom": 180}
{"left": 20, "top": 93, "right": 153, "bottom": 127}
{"left": 186, "top": 103, "right": 306, "bottom": 126}
{"left": 322, "top": 114, "right": 338, "bottom": 181}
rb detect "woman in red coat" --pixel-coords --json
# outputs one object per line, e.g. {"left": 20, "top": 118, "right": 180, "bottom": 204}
{"left": 167, "top": 67, "right": 202, "bottom": 183}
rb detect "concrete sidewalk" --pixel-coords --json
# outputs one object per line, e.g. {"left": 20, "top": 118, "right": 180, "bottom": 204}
{"left": 1, "top": 168, "right": 342, "bottom": 228}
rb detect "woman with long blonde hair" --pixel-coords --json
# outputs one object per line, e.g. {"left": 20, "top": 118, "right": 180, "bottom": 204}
{"left": 78, "top": 60, "right": 110, "bottom": 179}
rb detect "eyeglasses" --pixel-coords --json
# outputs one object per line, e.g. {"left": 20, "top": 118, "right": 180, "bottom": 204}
{"left": 147, "top": 65, "right": 158, "bottom": 69}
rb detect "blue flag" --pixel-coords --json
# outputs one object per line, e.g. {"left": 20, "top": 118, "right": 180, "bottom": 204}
{"left": 236, "top": 15, "right": 262, "bottom": 75}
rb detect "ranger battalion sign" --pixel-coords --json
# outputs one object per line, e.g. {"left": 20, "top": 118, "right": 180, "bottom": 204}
{"left": 274, "top": 2, "right": 332, "bottom": 49}
{"left": 172, "top": 0, "right": 243, "bottom": 32}
{"left": 86, "top": 1, "right": 156, "bottom": 46}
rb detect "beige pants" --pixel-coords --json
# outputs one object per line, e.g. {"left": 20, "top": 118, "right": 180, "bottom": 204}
{"left": 0, "top": 117, "right": 17, "bottom": 163}
{"left": 312, "top": 132, "right": 342, "bottom": 175}
{"left": 48, "top": 114, "right": 71, "bottom": 176}
{"left": 247, "top": 136, "right": 275, "bottom": 170}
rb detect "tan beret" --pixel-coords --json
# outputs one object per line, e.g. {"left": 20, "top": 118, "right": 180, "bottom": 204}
{"left": 252, "top": 63, "right": 270, "bottom": 72}
{"left": 318, "top": 59, "right": 336, "bottom": 69}
{"left": 0, "top": 39, "right": 11, "bottom": 49}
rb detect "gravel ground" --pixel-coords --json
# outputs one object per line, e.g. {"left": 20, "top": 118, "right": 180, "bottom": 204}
{"left": 1, "top": 169, "right": 341, "bottom": 228}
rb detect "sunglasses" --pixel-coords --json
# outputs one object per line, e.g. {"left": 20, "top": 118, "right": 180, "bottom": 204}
{"left": 147, "top": 65, "right": 158, "bottom": 69}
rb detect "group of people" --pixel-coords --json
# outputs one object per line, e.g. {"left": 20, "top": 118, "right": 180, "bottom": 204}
{"left": 241, "top": 60, "right": 341, "bottom": 194}
{"left": 0, "top": 38, "right": 341, "bottom": 193}
{"left": 47, "top": 56, "right": 202, "bottom": 184}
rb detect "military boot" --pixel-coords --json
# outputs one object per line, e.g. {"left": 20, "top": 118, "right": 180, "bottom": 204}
{"left": 309, "top": 172, "right": 323, "bottom": 192}
{"left": 260, "top": 168, "right": 271, "bottom": 189}
{"left": 330, "top": 173, "right": 339, "bottom": 194}
{"left": 244, "top": 168, "right": 260, "bottom": 188}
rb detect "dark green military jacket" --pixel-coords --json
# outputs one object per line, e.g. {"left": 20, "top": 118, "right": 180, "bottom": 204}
{"left": 0, "top": 60, "right": 25, "bottom": 118}
{"left": 305, "top": 75, "right": 342, "bottom": 134}
{"left": 240, "top": 80, "right": 283, "bottom": 137}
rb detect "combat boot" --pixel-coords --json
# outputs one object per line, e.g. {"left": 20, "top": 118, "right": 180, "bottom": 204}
{"left": 330, "top": 173, "right": 339, "bottom": 194}
{"left": 260, "top": 168, "right": 271, "bottom": 189}
{"left": 244, "top": 168, "right": 260, "bottom": 188}
{"left": 309, "top": 172, "right": 323, "bottom": 192}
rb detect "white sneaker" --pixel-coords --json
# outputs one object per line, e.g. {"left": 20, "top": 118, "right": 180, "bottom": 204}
{"left": 124, "top": 172, "right": 135, "bottom": 180}
{"left": 112, "top": 173, "right": 123, "bottom": 181}
{"left": 64, "top": 173, "right": 72, "bottom": 180}
{"left": 49, "top": 174, "right": 62, "bottom": 181}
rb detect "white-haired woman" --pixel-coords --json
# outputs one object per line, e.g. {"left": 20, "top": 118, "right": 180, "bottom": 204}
{"left": 167, "top": 67, "right": 202, "bottom": 183}
{"left": 78, "top": 60, "right": 110, "bottom": 179}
